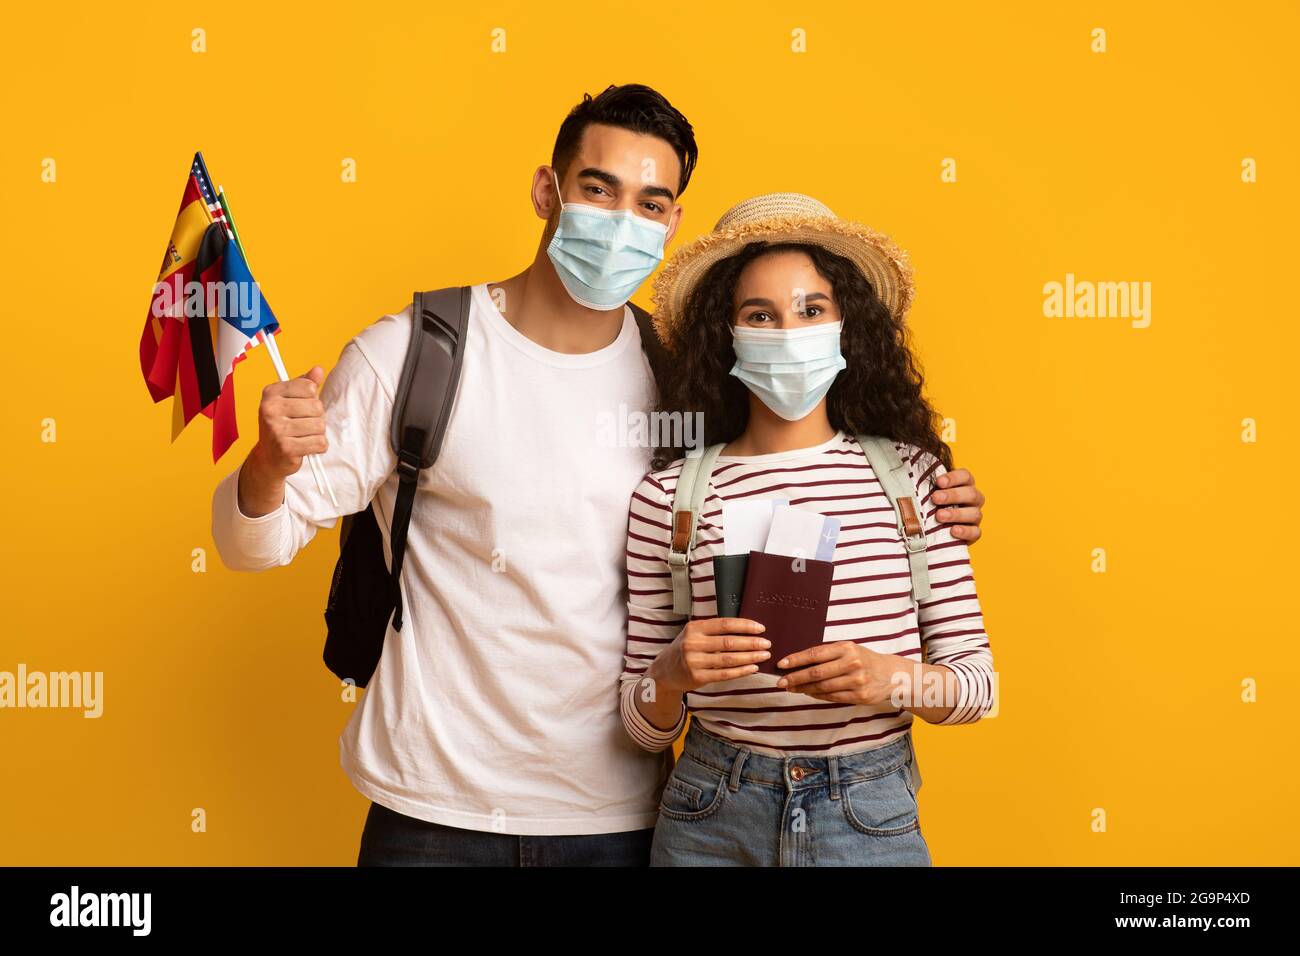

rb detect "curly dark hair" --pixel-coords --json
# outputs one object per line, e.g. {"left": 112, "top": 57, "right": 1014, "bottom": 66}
{"left": 651, "top": 241, "right": 952, "bottom": 481}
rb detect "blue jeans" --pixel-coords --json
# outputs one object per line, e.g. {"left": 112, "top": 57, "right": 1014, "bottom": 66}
{"left": 651, "top": 722, "right": 932, "bottom": 866}
{"left": 357, "top": 802, "right": 654, "bottom": 866}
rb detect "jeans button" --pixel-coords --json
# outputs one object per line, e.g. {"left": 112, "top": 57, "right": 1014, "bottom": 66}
{"left": 790, "top": 766, "right": 806, "bottom": 782}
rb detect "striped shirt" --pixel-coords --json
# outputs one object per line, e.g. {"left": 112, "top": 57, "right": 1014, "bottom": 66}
{"left": 619, "top": 431, "right": 994, "bottom": 757}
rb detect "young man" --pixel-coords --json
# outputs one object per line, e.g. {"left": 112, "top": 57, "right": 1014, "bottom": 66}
{"left": 210, "top": 84, "right": 988, "bottom": 866}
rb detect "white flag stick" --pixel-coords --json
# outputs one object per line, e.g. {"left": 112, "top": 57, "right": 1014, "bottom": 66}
{"left": 261, "top": 332, "right": 338, "bottom": 510}
{"left": 212, "top": 184, "right": 338, "bottom": 510}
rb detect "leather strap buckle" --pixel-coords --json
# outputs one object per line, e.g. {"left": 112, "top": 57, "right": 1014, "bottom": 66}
{"left": 897, "top": 496, "right": 926, "bottom": 551}
{"left": 669, "top": 510, "right": 694, "bottom": 557}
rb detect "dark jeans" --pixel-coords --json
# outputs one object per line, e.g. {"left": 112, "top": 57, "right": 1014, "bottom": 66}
{"left": 356, "top": 802, "right": 654, "bottom": 867}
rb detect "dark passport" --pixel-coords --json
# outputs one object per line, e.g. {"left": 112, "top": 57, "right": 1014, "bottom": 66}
{"left": 738, "top": 551, "right": 836, "bottom": 675}
{"left": 712, "top": 554, "right": 750, "bottom": 618}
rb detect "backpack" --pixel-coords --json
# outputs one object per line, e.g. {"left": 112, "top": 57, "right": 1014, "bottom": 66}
{"left": 322, "top": 286, "right": 669, "bottom": 687}
{"left": 666, "top": 436, "right": 932, "bottom": 615}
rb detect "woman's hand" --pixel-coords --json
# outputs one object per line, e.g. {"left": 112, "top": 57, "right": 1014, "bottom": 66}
{"left": 649, "top": 618, "right": 770, "bottom": 695}
{"left": 934, "top": 468, "right": 985, "bottom": 544}
{"left": 777, "top": 643, "right": 965, "bottom": 723}
{"left": 776, "top": 641, "right": 905, "bottom": 706}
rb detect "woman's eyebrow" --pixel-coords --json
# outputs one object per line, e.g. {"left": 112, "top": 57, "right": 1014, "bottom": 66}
{"left": 736, "top": 297, "right": 779, "bottom": 310}
{"left": 801, "top": 292, "right": 832, "bottom": 303}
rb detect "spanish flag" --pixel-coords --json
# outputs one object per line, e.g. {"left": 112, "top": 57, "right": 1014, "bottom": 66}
{"left": 139, "top": 153, "right": 279, "bottom": 462}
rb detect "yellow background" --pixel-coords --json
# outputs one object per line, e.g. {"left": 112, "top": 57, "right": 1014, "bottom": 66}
{"left": 1, "top": 1, "right": 1296, "bottom": 865}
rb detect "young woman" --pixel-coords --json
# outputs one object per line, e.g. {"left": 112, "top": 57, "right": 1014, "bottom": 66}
{"left": 619, "top": 193, "right": 994, "bottom": 866}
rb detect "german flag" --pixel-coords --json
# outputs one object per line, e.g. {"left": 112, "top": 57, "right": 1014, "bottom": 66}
{"left": 140, "top": 153, "right": 278, "bottom": 461}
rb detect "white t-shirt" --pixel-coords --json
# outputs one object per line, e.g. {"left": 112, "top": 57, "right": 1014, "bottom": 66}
{"left": 211, "top": 283, "right": 670, "bottom": 834}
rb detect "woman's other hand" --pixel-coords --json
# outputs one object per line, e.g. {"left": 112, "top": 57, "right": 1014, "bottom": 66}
{"left": 777, "top": 643, "right": 966, "bottom": 723}
{"left": 776, "top": 641, "right": 903, "bottom": 706}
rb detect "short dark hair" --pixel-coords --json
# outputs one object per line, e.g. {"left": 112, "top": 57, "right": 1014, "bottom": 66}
{"left": 551, "top": 84, "right": 698, "bottom": 198}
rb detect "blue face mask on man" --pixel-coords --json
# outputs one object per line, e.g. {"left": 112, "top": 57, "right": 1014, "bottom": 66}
{"left": 730, "top": 321, "right": 848, "bottom": 421}
{"left": 546, "top": 171, "right": 668, "bottom": 311}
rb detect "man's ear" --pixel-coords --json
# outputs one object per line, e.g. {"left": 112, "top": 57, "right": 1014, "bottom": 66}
{"left": 531, "top": 165, "right": 560, "bottom": 220}
{"left": 664, "top": 203, "right": 685, "bottom": 247}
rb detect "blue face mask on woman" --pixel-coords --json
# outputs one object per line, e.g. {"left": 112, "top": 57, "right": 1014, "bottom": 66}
{"left": 546, "top": 172, "right": 668, "bottom": 311}
{"left": 730, "top": 321, "right": 848, "bottom": 421}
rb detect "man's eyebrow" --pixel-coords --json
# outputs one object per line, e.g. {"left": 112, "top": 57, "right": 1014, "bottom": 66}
{"left": 576, "top": 167, "right": 621, "bottom": 188}
{"left": 576, "top": 166, "right": 676, "bottom": 202}
{"left": 638, "top": 183, "right": 676, "bottom": 202}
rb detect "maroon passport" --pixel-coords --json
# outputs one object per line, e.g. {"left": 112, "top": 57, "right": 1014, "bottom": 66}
{"left": 737, "top": 551, "right": 836, "bottom": 675}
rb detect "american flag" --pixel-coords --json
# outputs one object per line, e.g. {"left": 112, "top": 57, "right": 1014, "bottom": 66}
{"left": 192, "top": 153, "right": 233, "bottom": 241}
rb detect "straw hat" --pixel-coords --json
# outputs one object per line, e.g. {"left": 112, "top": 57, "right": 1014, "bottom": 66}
{"left": 650, "top": 192, "right": 915, "bottom": 353}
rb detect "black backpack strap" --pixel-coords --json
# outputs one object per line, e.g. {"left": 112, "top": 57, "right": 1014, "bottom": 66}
{"left": 631, "top": 300, "right": 683, "bottom": 469}
{"left": 628, "top": 301, "right": 669, "bottom": 393}
{"left": 387, "top": 286, "right": 471, "bottom": 631}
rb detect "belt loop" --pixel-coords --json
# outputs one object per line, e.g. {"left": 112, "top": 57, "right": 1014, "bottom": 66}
{"left": 905, "top": 729, "right": 923, "bottom": 794}
{"left": 828, "top": 755, "right": 841, "bottom": 801}
{"left": 728, "top": 748, "right": 748, "bottom": 792}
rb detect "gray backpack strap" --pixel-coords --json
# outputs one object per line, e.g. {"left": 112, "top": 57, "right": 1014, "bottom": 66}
{"left": 856, "top": 435, "right": 931, "bottom": 604}
{"left": 392, "top": 287, "right": 471, "bottom": 467}
{"left": 667, "top": 443, "right": 726, "bottom": 615}
{"left": 386, "top": 286, "right": 471, "bottom": 631}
